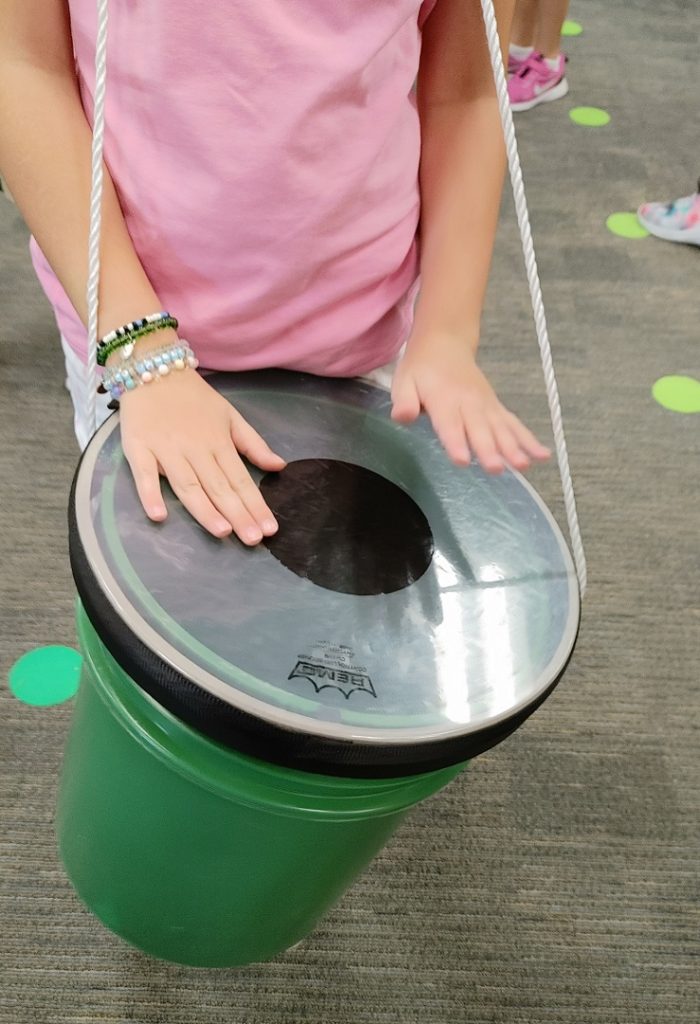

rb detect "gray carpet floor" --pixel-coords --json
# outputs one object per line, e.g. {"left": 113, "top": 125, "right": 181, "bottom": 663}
{"left": 1, "top": 1, "right": 698, "bottom": 1021}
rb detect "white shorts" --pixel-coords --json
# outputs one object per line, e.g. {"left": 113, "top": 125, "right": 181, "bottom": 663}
{"left": 61, "top": 335, "right": 402, "bottom": 452}
{"left": 61, "top": 335, "right": 113, "bottom": 450}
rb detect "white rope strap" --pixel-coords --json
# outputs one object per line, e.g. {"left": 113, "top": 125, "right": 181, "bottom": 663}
{"left": 85, "top": 0, "right": 586, "bottom": 596}
{"left": 479, "top": 0, "right": 587, "bottom": 596}
{"left": 85, "top": 0, "right": 109, "bottom": 438}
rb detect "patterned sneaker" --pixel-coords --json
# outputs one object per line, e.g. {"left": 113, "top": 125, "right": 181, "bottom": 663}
{"left": 508, "top": 52, "right": 568, "bottom": 112}
{"left": 637, "top": 182, "right": 700, "bottom": 246}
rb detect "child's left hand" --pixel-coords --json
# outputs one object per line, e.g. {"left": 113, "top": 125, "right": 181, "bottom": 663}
{"left": 390, "top": 334, "right": 551, "bottom": 473}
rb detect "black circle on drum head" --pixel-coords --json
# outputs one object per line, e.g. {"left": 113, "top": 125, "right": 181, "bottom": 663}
{"left": 259, "top": 459, "right": 434, "bottom": 596}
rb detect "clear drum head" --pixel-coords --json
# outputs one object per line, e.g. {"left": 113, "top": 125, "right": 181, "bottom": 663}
{"left": 69, "top": 371, "right": 580, "bottom": 777}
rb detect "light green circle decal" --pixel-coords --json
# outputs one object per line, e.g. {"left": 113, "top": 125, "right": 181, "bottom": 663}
{"left": 606, "top": 212, "right": 649, "bottom": 239}
{"left": 9, "top": 646, "right": 82, "bottom": 706}
{"left": 652, "top": 376, "right": 700, "bottom": 414}
{"left": 562, "top": 20, "right": 583, "bottom": 36}
{"left": 569, "top": 106, "right": 610, "bottom": 127}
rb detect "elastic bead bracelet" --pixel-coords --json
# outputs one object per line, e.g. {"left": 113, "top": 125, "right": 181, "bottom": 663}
{"left": 97, "top": 315, "right": 179, "bottom": 367}
{"left": 97, "top": 318, "right": 179, "bottom": 366}
{"left": 98, "top": 310, "right": 172, "bottom": 349}
{"left": 99, "top": 341, "right": 199, "bottom": 401}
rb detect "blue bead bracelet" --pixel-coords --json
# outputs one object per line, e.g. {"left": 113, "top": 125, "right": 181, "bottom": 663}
{"left": 101, "top": 341, "right": 199, "bottom": 401}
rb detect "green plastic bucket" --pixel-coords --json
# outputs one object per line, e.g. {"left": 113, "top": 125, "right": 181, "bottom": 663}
{"left": 58, "top": 604, "right": 464, "bottom": 967}
{"left": 61, "top": 371, "right": 579, "bottom": 966}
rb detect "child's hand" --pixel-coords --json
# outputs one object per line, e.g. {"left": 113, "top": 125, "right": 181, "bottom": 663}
{"left": 118, "top": 370, "right": 286, "bottom": 543}
{"left": 390, "top": 336, "right": 550, "bottom": 473}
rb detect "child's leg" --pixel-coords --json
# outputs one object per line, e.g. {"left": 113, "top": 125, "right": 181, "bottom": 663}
{"left": 61, "top": 334, "right": 113, "bottom": 450}
{"left": 510, "top": 0, "right": 538, "bottom": 48}
{"left": 508, "top": 0, "right": 569, "bottom": 111}
{"left": 532, "top": 0, "right": 570, "bottom": 58}
{"left": 509, "top": 0, "right": 538, "bottom": 74}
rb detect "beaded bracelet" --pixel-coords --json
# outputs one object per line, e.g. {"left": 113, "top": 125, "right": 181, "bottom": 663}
{"left": 98, "top": 310, "right": 172, "bottom": 351}
{"left": 97, "top": 314, "right": 179, "bottom": 367}
{"left": 100, "top": 341, "right": 199, "bottom": 401}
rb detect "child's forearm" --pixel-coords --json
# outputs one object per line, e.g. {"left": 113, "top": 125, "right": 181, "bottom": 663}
{"left": 0, "top": 2, "right": 162, "bottom": 337}
{"left": 413, "top": 97, "right": 506, "bottom": 348}
{"left": 412, "top": 0, "right": 514, "bottom": 351}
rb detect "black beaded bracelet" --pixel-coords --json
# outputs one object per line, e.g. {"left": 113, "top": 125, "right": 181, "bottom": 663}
{"left": 97, "top": 313, "right": 179, "bottom": 367}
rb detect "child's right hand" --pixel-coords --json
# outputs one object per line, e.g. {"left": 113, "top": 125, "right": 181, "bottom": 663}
{"left": 118, "top": 368, "right": 286, "bottom": 544}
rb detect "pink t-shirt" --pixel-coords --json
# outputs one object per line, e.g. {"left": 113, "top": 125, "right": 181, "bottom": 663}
{"left": 32, "top": 0, "right": 437, "bottom": 376}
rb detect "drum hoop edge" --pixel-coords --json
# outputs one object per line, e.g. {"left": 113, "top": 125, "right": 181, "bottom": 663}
{"left": 72, "top": 393, "right": 581, "bottom": 747}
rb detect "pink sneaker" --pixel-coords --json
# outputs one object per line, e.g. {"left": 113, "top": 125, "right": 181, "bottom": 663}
{"left": 508, "top": 52, "right": 569, "bottom": 112}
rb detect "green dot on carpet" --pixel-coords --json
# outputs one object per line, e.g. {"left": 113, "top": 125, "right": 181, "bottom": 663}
{"left": 569, "top": 106, "right": 610, "bottom": 127}
{"left": 9, "top": 646, "right": 82, "bottom": 706}
{"left": 606, "top": 212, "right": 649, "bottom": 239}
{"left": 562, "top": 20, "right": 583, "bottom": 36}
{"left": 652, "top": 376, "right": 700, "bottom": 414}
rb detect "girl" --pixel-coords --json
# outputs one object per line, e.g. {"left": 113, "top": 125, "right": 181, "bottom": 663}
{"left": 0, "top": 0, "right": 550, "bottom": 546}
